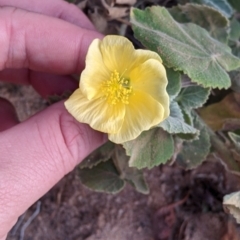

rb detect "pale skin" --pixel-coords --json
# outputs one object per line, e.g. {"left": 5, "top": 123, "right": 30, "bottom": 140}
{"left": 0, "top": 1, "right": 106, "bottom": 239}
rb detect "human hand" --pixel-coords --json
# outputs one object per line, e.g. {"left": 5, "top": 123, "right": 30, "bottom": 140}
{"left": 0, "top": 1, "right": 106, "bottom": 239}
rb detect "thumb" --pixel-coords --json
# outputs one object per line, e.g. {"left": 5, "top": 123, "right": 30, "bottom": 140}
{"left": 0, "top": 102, "right": 106, "bottom": 238}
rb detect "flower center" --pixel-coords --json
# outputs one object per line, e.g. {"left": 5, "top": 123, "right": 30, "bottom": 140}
{"left": 102, "top": 70, "right": 133, "bottom": 105}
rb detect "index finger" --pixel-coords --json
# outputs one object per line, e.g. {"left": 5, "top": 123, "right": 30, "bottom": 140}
{"left": 0, "top": 7, "right": 102, "bottom": 75}
{"left": 0, "top": 0, "right": 95, "bottom": 30}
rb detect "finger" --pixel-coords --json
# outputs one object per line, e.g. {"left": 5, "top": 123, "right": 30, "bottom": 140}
{"left": 0, "top": 7, "right": 103, "bottom": 74}
{"left": 0, "top": 235, "right": 6, "bottom": 240}
{"left": 0, "top": 0, "right": 95, "bottom": 30}
{"left": 0, "top": 101, "right": 106, "bottom": 238}
{"left": 0, "top": 98, "right": 19, "bottom": 131}
{"left": 0, "top": 69, "right": 78, "bottom": 98}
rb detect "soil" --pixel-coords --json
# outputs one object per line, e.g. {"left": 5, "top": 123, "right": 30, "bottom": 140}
{"left": 2, "top": 0, "right": 240, "bottom": 239}
{"left": 1, "top": 82, "right": 240, "bottom": 240}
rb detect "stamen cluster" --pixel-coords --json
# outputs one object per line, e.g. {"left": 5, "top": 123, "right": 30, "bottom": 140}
{"left": 102, "top": 70, "right": 133, "bottom": 105}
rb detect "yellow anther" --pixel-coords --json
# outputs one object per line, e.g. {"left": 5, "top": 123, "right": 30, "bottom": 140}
{"left": 102, "top": 70, "right": 132, "bottom": 105}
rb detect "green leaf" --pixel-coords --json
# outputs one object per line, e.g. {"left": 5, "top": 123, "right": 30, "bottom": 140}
{"left": 227, "top": 42, "right": 240, "bottom": 58}
{"left": 227, "top": 0, "right": 240, "bottom": 12}
{"left": 113, "top": 146, "right": 149, "bottom": 194}
{"left": 177, "top": 85, "right": 210, "bottom": 110}
{"left": 166, "top": 68, "right": 181, "bottom": 100}
{"left": 79, "top": 141, "right": 115, "bottom": 169}
{"left": 123, "top": 128, "right": 174, "bottom": 169}
{"left": 176, "top": 114, "right": 211, "bottom": 169}
{"left": 176, "top": 109, "right": 199, "bottom": 141}
{"left": 229, "top": 18, "right": 240, "bottom": 42}
{"left": 223, "top": 191, "right": 240, "bottom": 224}
{"left": 131, "top": 6, "right": 240, "bottom": 89}
{"left": 159, "top": 101, "right": 199, "bottom": 135}
{"left": 182, "top": 108, "right": 193, "bottom": 126}
{"left": 169, "top": 3, "right": 229, "bottom": 43}
{"left": 190, "top": 0, "right": 233, "bottom": 18}
{"left": 229, "top": 19, "right": 240, "bottom": 58}
{"left": 79, "top": 160, "right": 125, "bottom": 193}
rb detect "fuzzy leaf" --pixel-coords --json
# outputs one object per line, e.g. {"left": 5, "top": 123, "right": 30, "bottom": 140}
{"left": 176, "top": 109, "right": 199, "bottom": 141}
{"left": 114, "top": 146, "right": 149, "bottom": 194}
{"left": 228, "top": 0, "right": 240, "bottom": 11}
{"left": 79, "top": 159, "right": 125, "bottom": 193}
{"left": 159, "top": 101, "right": 198, "bottom": 135}
{"left": 176, "top": 114, "right": 210, "bottom": 169}
{"left": 177, "top": 86, "right": 210, "bottom": 110}
{"left": 166, "top": 68, "right": 181, "bottom": 100}
{"left": 131, "top": 6, "right": 240, "bottom": 89}
{"left": 224, "top": 191, "right": 240, "bottom": 224}
{"left": 169, "top": 3, "right": 229, "bottom": 43}
{"left": 123, "top": 128, "right": 174, "bottom": 169}
{"left": 229, "top": 19, "right": 240, "bottom": 58}
{"left": 229, "top": 19, "right": 240, "bottom": 42}
{"left": 190, "top": 0, "right": 233, "bottom": 18}
{"left": 79, "top": 141, "right": 115, "bottom": 169}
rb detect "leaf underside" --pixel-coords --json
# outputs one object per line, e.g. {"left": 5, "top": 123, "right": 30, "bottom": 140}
{"left": 159, "top": 101, "right": 198, "bottom": 135}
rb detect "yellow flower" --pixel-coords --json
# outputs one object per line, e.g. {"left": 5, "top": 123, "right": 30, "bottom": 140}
{"left": 65, "top": 35, "right": 169, "bottom": 143}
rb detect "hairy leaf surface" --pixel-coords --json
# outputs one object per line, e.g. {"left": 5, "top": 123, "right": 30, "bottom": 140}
{"left": 131, "top": 6, "right": 240, "bottom": 89}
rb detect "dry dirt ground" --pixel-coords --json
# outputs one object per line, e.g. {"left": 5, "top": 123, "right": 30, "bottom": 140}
{"left": 2, "top": 0, "right": 240, "bottom": 239}
{"left": 1, "top": 82, "right": 240, "bottom": 240}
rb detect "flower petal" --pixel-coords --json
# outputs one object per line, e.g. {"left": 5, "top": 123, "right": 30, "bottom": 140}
{"left": 100, "top": 36, "right": 163, "bottom": 77}
{"left": 80, "top": 39, "right": 110, "bottom": 100}
{"left": 100, "top": 35, "right": 136, "bottom": 73}
{"left": 130, "top": 59, "right": 170, "bottom": 119}
{"left": 65, "top": 89, "right": 125, "bottom": 134}
{"left": 109, "top": 91, "right": 164, "bottom": 143}
{"left": 133, "top": 49, "right": 162, "bottom": 66}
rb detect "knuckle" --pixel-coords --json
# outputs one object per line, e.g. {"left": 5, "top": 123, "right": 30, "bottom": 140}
{"left": 35, "top": 108, "right": 91, "bottom": 175}
{"left": 0, "top": 7, "right": 11, "bottom": 70}
{"left": 0, "top": 7, "right": 28, "bottom": 70}
{"left": 58, "top": 111, "right": 91, "bottom": 164}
